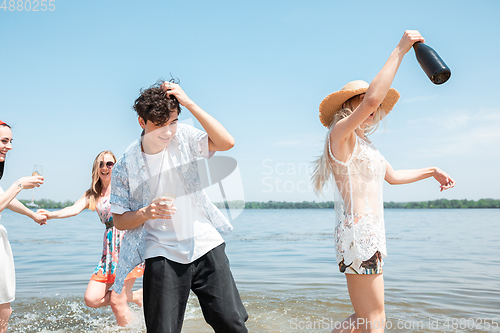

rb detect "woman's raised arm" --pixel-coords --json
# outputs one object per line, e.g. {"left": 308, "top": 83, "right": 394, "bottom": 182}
{"left": 0, "top": 176, "right": 44, "bottom": 213}
{"left": 332, "top": 30, "right": 425, "bottom": 142}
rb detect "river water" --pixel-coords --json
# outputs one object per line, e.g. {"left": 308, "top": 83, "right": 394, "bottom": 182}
{"left": 2, "top": 208, "right": 499, "bottom": 332}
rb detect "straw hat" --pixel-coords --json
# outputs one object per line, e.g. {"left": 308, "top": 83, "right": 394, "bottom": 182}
{"left": 319, "top": 80, "right": 400, "bottom": 127}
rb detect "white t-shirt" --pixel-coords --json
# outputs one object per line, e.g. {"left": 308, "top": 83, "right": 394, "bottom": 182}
{"left": 112, "top": 147, "right": 223, "bottom": 264}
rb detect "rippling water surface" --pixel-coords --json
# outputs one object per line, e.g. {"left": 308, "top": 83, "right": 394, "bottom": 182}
{"left": 2, "top": 208, "right": 499, "bottom": 332}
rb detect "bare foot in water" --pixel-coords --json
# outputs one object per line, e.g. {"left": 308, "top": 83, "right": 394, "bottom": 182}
{"left": 132, "top": 288, "right": 143, "bottom": 307}
{"left": 110, "top": 291, "right": 132, "bottom": 327}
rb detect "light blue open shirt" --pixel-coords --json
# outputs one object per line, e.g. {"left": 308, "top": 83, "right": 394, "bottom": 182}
{"left": 110, "top": 123, "right": 233, "bottom": 293}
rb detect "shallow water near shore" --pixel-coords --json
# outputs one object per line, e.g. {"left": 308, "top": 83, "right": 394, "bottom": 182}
{"left": 2, "top": 208, "right": 499, "bottom": 332}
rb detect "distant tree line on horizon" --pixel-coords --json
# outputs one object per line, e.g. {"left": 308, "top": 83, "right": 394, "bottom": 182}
{"left": 19, "top": 199, "right": 74, "bottom": 209}
{"left": 213, "top": 198, "right": 500, "bottom": 209}
{"left": 21, "top": 198, "right": 500, "bottom": 210}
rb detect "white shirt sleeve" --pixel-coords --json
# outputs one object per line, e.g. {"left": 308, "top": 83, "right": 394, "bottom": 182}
{"left": 198, "top": 133, "right": 215, "bottom": 159}
{"left": 110, "top": 203, "right": 129, "bottom": 215}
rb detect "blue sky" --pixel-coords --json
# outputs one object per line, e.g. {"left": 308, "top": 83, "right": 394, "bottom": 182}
{"left": 1, "top": 0, "right": 499, "bottom": 203}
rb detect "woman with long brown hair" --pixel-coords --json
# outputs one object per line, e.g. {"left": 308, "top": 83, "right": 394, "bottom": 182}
{"left": 38, "top": 151, "right": 143, "bottom": 327}
{"left": 0, "top": 119, "right": 46, "bottom": 333}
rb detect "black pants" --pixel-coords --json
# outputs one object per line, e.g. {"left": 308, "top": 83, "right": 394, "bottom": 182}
{"left": 143, "top": 243, "right": 248, "bottom": 333}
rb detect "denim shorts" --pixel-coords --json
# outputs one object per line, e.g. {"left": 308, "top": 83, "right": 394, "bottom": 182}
{"left": 339, "top": 251, "right": 383, "bottom": 275}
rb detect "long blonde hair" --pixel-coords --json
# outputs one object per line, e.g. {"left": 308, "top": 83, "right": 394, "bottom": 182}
{"left": 311, "top": 97, "right": 386, "bottom": 195}
{"left": 85, "top": 151, "right": 116, "bottom": 211}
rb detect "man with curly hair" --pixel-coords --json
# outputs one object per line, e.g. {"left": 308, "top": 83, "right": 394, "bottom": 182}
{"left": 110, "top": 80, "right": 248, "bottom": 332}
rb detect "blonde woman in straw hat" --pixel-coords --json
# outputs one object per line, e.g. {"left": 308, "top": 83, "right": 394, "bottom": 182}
{"left": 311, "top": 30, "right": 455, "bottom": 332}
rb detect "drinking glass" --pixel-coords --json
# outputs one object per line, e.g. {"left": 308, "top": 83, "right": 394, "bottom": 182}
{"left": 26, "top": 165, "right": 43, "bottom": 208}
{"left": 157, "top": 193, "right": 176, "bottom": 231}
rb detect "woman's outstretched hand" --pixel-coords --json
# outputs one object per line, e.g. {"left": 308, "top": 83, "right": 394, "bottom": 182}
{"left": 37, "top": 209, "right": 53, "bottom": 220}
{"left": 433, "top": 168, "right": 456, "bottom": 192}
{"left": 32, "top": 212, "right": 47, "bottom": 225}
{"left": 397, "top": 30, "right": 425, "bottom": 55}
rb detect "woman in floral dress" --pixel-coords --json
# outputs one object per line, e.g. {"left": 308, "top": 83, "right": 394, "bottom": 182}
{"left": 39, "top": 151, "right": 144, "bottom": 327}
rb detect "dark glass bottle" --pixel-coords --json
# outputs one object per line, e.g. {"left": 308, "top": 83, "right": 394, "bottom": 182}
{"left": 413, "top": 42, "right": 451, "bottom": 85}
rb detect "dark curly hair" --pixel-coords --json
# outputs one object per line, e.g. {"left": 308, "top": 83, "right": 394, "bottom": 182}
{"left": 133, "top": 79, "right": 181, "bottom": 125}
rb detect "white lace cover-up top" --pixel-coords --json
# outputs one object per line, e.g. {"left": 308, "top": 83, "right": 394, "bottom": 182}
{"left": 329, "top": 134, "right": 387, "bottom": 270}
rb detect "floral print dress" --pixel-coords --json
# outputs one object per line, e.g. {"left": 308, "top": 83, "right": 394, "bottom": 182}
{"left": 90, "top": 195, "right": 144, "bottom": 284}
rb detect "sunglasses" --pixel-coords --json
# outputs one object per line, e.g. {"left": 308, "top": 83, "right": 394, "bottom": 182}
{"left": 99, "top": 161, "right": 115, "bottom": 169}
